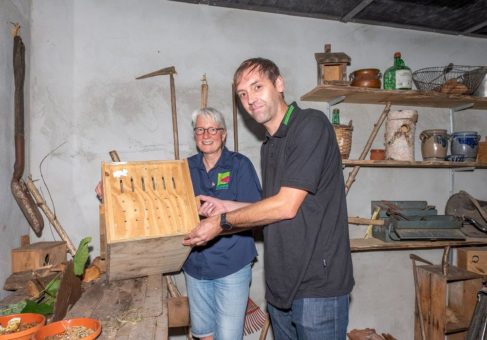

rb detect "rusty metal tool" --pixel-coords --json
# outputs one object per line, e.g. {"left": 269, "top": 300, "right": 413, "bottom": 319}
{"left": 136, "top": 66, "right": 180, "bottom": 160}
{"left": 10, "top": 23, "right": 44, "bottom": 236}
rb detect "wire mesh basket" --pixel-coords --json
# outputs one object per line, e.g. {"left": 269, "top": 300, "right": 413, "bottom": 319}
{"left": 412, "top": 65, "right": 487, "bottom": 95}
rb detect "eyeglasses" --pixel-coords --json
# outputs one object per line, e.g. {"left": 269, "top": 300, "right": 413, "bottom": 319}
{"left": 193, "top": 127, "right": 224, "bottom": 135}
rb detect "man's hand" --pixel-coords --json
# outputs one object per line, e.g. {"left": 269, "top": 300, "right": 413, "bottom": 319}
{"left": 182, "top": 214, "right": 222, "bottom": 247}
{"left": 198, "top": 195, "right": 227, "bottom": 217}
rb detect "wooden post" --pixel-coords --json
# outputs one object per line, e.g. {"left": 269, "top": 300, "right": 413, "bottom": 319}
{"left": 232, "top": 83, "right": 239, "bottom": 152}
{"left": 170, "top": 73, "right": 180, "bottom": 160}
{"left": 200, "top": 74, "right": 208, "bottom": 109}
{"left": 345, "top": 102, "right": 391, "bottom": 194}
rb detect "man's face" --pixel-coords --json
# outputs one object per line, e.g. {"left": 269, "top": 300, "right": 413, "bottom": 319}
{"left": 235, "top": 67, "right": 284, "bottom": 128}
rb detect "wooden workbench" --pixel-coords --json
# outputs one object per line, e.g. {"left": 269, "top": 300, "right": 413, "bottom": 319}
{"left": 66, "top": 274, "right": 168, "bottom": 340}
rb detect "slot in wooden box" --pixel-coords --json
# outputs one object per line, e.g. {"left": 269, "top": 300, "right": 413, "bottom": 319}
{"left": 11, "top": 241, "right": 67, "bottom": 273}
{"left": 102, "top": 160, "right": 199, "bottom": 281}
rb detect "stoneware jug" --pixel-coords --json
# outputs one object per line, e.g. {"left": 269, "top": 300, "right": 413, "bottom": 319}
{"left": 420, "top": 129, "right": 449, "bottom": 161}
{"left": 450, "top": 131, "right": 480, "bottom": 161}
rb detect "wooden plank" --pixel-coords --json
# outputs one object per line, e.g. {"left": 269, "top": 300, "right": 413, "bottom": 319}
{"left": 100, "top": 204, "right": 107, "bottom": 260}
{"left": 300, "top": 84, "right": 487, "bottom": 110}
{"left": 430, "top": 269, "right": 446, "bottom": 339}
{"left": 144, "top": 275, "right": 163, "bottom": 317}
{"left": 350, "top": 237, "right": 487, "bottom": 252}
{"left": 65, "top": 280, "right": 105, "bottom": 318}
{"left": 416, "top": 265, "right": 483, "bottom": 281}
{"left": 416, "top": 266, "right": 432, "bottom": 340}
{"left": 3, "top": 268, "right": 57, "bottom": 291}
{"left": 342, "top": 159, "right": 487, "bottom": 169}
{"left": 122, "top": 275, "right": 162, "bottom": 339}
{"left": 92, "top": 278, "right": 139, "bottom": 339}
{"left": 348, "top": 216, "right": 385, "bottom": 226}
{"left": 107, "top": 236, "right": 191, "bottom": 281}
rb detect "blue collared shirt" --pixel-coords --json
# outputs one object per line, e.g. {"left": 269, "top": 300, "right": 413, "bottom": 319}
{"left": 183, "top": 147, "right": 262, "bottom": 279}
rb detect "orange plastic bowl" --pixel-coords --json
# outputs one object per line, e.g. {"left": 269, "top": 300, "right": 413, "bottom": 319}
{"left": 35, "top": 318, "right": 101, "bottom": 340}
{"left": 0, "top": 313, "right": 46, "bottom": 340}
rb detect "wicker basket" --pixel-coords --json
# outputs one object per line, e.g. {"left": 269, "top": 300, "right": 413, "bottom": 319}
{"left": 334, "top": 123, "right": 353, "bottom": 159}
{"left": 412, "top": 65, "right": 487, "bottom": 95}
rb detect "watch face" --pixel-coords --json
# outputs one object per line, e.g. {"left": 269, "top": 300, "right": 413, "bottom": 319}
{"left": 220, "top": 213, "right": 233, "bottom": 231}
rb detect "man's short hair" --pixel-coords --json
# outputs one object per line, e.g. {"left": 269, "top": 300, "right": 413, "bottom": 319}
{"left": 233, "top": 58, "right": 281, "bottom": 87}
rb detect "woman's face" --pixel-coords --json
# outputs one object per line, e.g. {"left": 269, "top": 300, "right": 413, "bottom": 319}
{"left": 194, "top": 115, "right": 226, "bottom": 156}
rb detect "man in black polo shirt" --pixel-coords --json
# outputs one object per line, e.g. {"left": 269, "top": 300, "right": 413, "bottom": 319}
{"left": 183, "top": 58, "right": 354, "bottom": 340}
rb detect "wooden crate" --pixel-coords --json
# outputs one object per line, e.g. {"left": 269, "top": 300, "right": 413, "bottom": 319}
{"left": 11, "top": 241, "right": 67, "bottom": 273}
{"left": 457, "top": 246, "right": 487, "bottom": 276}
{"left": 414, "top": 265, "right": 483, "bottom": 340}
{"left": 102, "top": 160, "right": 199, "bottom": 281}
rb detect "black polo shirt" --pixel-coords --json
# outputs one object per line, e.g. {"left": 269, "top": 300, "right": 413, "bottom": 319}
{"left": 261, "top": 102, "right": 354, "bottom": 309}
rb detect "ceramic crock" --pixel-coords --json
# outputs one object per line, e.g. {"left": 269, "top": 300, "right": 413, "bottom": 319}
{"left": 419, "top": 129, "right": 449, "bottom": 161}
{"left": 450, "top": 131, "right": 480, "bottom": 161}
{"left": 349, "top": 68, "right": 381, "bottom": 88}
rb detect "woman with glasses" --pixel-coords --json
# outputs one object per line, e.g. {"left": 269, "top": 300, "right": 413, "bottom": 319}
{"left": 183, "top": 107, "right": 262, "bottom": 340}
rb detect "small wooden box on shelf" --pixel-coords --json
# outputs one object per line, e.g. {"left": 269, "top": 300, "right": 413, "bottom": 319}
{"left": 415, "top": 265, "right": 483, "bottom": 340}
{"left": 11, "top": 241, "right": 67, "bottom": 273}
{"left": 457, "top": 246, "right": 487, "bottom": 276}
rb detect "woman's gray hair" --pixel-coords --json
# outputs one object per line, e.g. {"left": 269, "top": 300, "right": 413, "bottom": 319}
{"left": 191, "top": 107, "right": 227, "bottom": 130}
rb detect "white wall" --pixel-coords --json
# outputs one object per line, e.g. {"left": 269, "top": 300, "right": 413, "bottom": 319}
{"left": 2, "top": 0, "right": 487, "bottom": 338}
{"left": 0, "top": 0, "right": 31, "bottom": 299}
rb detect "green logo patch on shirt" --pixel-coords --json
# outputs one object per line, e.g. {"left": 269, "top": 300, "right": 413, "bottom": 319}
{"left": 216, "top": 171, "right": 230, "bottom": 190}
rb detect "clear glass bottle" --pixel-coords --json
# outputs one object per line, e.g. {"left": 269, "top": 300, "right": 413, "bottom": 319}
{"left": 383, "top": 52, "right": 412, "bottom": 90}
{"left": 332, "top": 108, "right": 340, "bottom": 125}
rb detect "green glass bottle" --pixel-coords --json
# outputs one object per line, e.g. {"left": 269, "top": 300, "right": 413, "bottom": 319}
{"left": 383, "top": 52, "right": 412, "bottom": 90}
{"left": 332, "top": 108, "right": 340, "bottom": 125}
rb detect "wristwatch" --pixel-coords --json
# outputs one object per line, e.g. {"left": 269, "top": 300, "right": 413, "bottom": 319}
{"left": 220, "top": 213, "right": 233, "bottom": 231}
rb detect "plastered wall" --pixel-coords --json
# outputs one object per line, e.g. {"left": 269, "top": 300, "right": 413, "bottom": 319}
{"left": 1, "top": 0, "right": 486, "bottom": 338}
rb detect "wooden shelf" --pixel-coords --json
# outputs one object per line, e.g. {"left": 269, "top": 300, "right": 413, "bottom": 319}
{"left": 300, "top": 84, "right": 487, "bottom": 109}
{"left": 350, "top": 237, "right": 487, "bottom": 252}
{"left": 342, "top": 159, "right": 487, "bottom": 169}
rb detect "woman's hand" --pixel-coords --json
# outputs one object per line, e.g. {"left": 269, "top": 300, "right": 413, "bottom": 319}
{"left": 197, "top": 195, "right": 226, "bottom": 217}
{"left": 95, "top": 181, "right": 103, "bottom": 202}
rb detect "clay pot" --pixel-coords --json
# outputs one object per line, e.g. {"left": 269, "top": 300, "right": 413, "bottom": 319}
{"left": 450, "top": 131, "right": 480, "bottom": 161}
{"left": 350, "top": 69, "right": 381, "bottom": 88}
{"left": 35, "top": 318, "right": 101, "bottom": 340}
{"left": 420, "top": 129, "right": 449, "bottom": 161}
{"left": 370, "top": 149, "right": 386, "bottom": 160}
{"left": 0, "top": 313, "right": 45, "bottom": 340}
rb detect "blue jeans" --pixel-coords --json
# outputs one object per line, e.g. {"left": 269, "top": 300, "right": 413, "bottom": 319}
{"left": 267, "top": 294, "right": 350, "bottom": 340}
{"left": 184, "top": 263, "right": 251, "bottom": 339}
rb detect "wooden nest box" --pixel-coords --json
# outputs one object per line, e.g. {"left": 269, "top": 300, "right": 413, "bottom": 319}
{"left": 315, "top": 43, "right": 351, "bottom": 85}
{"left": 101, "top": 160, "right": 199, "bottom": 281}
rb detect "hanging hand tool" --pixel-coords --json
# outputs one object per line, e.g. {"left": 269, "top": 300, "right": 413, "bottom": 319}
{"left": 200, "top": 74, "right": 208, "bottom": 109}
{"left": 10, "top": 23, "right": 44, "bottom": 236}
{"left": 136, "top": 66, "right": 180, "bottom": 160}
